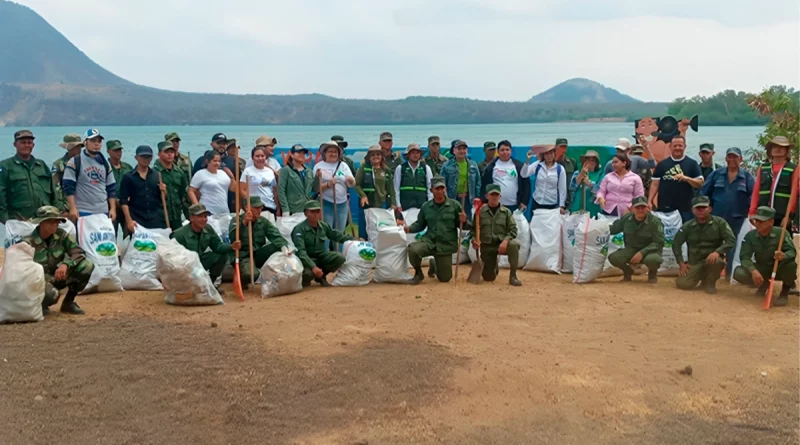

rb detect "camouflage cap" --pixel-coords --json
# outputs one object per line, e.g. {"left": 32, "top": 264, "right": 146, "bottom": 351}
{"left": 431, "top": 176, "right": 446, "bottom": 188}
{"left": 483, "top": 141, "right": 497, "bottom": 150}
{"left": 106, "top": 140, "right": 123, "bottom": 151}
{"left": 631, "top": 196, "right": 648, "bottom": 207}
{"left": 255, "top": 135, "right": 277, "bottom": 147}
{"left": 164, "top": 132, "right": 181, "bottom": 142}
{"left": 404, "top": 143, "right": 422, "bottom": 155}
{"left": 691, "top": 196, "right": 711, "bottom": 208}
{"left": 13, "top": 129, "right": 34, "bottom": 140}
{"left": 380, "top": 131, "right": 393, "bottom": 141}
{"left": 304, "top": 200, "right": 322, "bottom": 211}
{"left": 157, "top": 141, "right": 175, "bottom": 152}
{"left": 752, "top": 206, "right": 776, "bottom": 221}
{"left": 427, "top": 135, "right": 440, "bottom": 145}
{"left": 555, "top": 137, "right": 568, "bottom": 147}
{"left": 249, "top": 196, "right": 263, "bottom": 208}
{"left": 699, "top": 142, "right": 715, "bottom": 152}
{"left": 188, "top": 203, "right": 211, "bottom": 216}
{"left": 453, "top": 140, "right": 468, "bottom": 149}
{"left": 630, "top": 144, "right": 645, "bottom": 155}
{"left": 59, "top": 133, "right": 83, "bottom": 149}
{"left": 486, "top": 184, "right": 502, "bottom": 195}
{"left": 31, "top": 206, "right": 66, "bottom": 225}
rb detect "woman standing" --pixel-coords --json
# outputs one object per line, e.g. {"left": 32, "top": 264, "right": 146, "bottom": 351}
{"left": 241, "top": 146, "right": 279, "bottom": 216}
{"left": 278, "top": 144, "right": 313, "bottom": 216}
{"left": 569, "top": 150, "right": 604, "bottom": 216}
{"left": 189, "top": 150, "right": 234, "bottom": 215}
{"left": 521, "top": 145, "right": 567, "bottom": 214}
{"left": 596, "top": 153, "right": 644, "bottom": 216}
{"left": 355, "top": 145, "right": 393, "bottom": 238}
{"left": 313, "top": 141, "right": 356, "bottom": 247}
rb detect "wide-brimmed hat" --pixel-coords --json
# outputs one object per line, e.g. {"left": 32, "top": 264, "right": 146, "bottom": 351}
{"left": 765, "top": 135, "right": 794, "bottom": 152}
{"left": 404, "top": 143, "right": 422, "bottom": 155}
{"left": 579, "top": 150, "right": 600, "bottom": 163}
{"left": 630, "top": 144, "right": 645, "bottom": 155}
{"left": 530, "top": 144, "right": 556, "bottom": 155}
{"left": 320, "top": 140, "right": 342, "bottom": 155}
{"left": 59, "top": 133, "right": 83, "bottom": 150}
{"left": 31, "top": 206, "right": 66, "bottom": 225}
{"left": 255, "top": 135, "right": 277, "bottom": 147}
{"left": 614, "top": 137, "right": 631, "bottom": 151}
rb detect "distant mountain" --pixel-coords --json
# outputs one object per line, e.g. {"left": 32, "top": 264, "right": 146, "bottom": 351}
{"left": 529, "top": 78, "right": 641, "bottom": 104}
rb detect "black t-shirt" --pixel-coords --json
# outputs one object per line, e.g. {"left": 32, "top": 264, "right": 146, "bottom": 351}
{"left": 653, "top": 156, "right": 703, "bottom": 213}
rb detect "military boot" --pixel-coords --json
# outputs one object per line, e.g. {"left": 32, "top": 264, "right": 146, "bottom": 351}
{"left": 59, "top": 290, "right": 85, "bottom": 315}
{"left": 773, "top": 284, "right": 793, "bottom": 307}
{"left": 509, "top": 271, "right": 522, "bottom": 287}
{"left": 409, "top": 269, "right": 425, "bottom": 285}
{"left": 755, "top": 283, "right": 769, "bottom": 297}
{"left": 427, "top": 258, "right": 436, "bottom": 278}
{"left": 647, "top": 270, "right": 658, "bottom": 284}
{"left": 620, "top": 265, "right": 633, "bottom": 282}
{"left": 703, "top": 278, "right": 717, "bottom": 295}
{"left": 315, "top": 276, "right": 331, "bottom": 287}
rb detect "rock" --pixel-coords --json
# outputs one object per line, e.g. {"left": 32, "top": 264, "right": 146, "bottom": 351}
{"left": 761, "top": 371, "right": 767, "bottom": 377}
{"left": 341, "top": 342, "right": 348, "bottom": 346}
{"left": 34, "top": 395, "right": 44, "bottom": 401}
{"left": 211, "top": 322, "right": 218, "bottom": 328}
{"left": 353, "top": 440, "right": 369, "bottom": 445}
{"left": 679, "top": 365, "right": 693, "bottom": 376}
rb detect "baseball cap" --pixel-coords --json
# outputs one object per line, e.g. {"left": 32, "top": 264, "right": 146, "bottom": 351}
{"left": 691, "top": 196, "right": 711, "bottom": 208}
{"left": 699, "top": 143, "right": 715, "bottom": 153}
{"left": 290, "top": 144, "right": 308, "bottom": 154}
{"left": 211, "top": 133, "right": 227, "bottom": 143}
{"left": 428, "top": 136, "right": 440, "bottom": 145}
{"left": 752, "top": 206, "right": 776, "bottom": 221}
{"left": 486, "top": 184, "right": 501, "bottom": 195}
{"left": 380, "top": 132, "right": 393, "bottom": 141}
{"left": 483, "top": 141, "right": 497, "bottom": 150}
{"left": 453, "top": 140, "right": 468, "bottom": 149}
{"left": 431, "top": 176, "right": 446, "bottom": 188}
{"left": 135, "top": 145, "right": 154, "bottom": 157}
{"left": 555, "top": 137, "right": 568, "bottom": 147}
{"left": 157, "top": 141, "right": 175, "bottom": 152}
{"left": 725, "top": 147, "right": 743, "bottom": 157}
{"left": 84, "top": 128, "right": 103, "bottom": 141}
{"left": 106, "top": 140, "right": 123, "bottom": 151}
{"left": 631, "top": 196, "right": 648, "bottom": 207}
{"left": 13, "top": 129, "right": 34, "bottom": 140}
{"left": 249, "top": 196, "right": 264, "bottom": 208}
{"left": 304, "top": 200, "right": 321, "bottom": 211}
{"left": 164, "top": 132, "right": 181, "bottom": 142}
{"left": 188, "top": 203, "right": 211, "bottom": 216}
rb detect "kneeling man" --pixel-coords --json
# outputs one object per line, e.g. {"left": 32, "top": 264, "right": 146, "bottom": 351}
{"left": 608, "top": 196, "right": 664, "bottom": 283}
{"left": 470, "top": 184, "right": 522, "bottom": 286}
{"left": 292, "top": 200, "right": 354, "bottom": 287}
{"left": 229, "top": 196, "right": 287, "bottom": 285}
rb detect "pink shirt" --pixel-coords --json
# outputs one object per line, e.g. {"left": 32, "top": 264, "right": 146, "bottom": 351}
{"left": 596, "top": 170, "right": 644, "bottom": 215}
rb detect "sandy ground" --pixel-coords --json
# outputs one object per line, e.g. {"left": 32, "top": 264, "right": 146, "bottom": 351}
{"left": 1, "top": 261, "right": 799, "bottom": 445}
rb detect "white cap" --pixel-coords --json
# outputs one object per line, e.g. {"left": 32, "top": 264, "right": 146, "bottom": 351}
{"left": 614, "top": 137, "right": 631, "bottom": 150}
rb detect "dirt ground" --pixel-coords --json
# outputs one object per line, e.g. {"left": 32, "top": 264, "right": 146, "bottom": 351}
{"left": 2, "top": 263, "right": 799, "bottom": 445}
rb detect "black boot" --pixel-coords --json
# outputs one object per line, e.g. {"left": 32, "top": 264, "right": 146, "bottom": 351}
{"left": 621, "top": 273, "right": 632, "bottom": 282}
{"left": 427, "top": 259, "right": 436, "bottom": 278}
{"left": 315, "top": 276, "right": 331, "bottom": 287}
{"left": 647, "top": 270, "right": 658, "bottom": 284}
{"left": 41, "top": 304, "right": 51, "bottom": 316}
{"left": 755, "top": 283, "right": 769, "bottom": 297}
{"left": 704, "top": 279, "right": 718, "bottom": 295}
{"left": 509, "top": 271, "right": 522, "bottom": 287}
{"left": 59, "top": 291, "right": 85, "bottom": 315}
{"left": 773, "top": 284, "right": 792, "bottom": 307}
{"left": 409, "top": 269, "right": 424, "bottom": 285}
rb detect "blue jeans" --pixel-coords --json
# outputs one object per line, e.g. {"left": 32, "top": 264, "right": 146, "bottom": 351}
{"left": 323, "top": 199, "right": 348, "bottom": 251}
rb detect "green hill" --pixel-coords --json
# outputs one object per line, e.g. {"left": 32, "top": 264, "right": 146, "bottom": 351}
{"left": 530, "top": 78, "right": 640, "bottom": 104}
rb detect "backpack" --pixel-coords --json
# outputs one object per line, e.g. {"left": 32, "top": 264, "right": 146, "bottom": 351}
{"left": 533, "top": 163, "right": 563, "bottom": 205}
{"left": 67, "top": 152, "right": 111, "bottom": 186}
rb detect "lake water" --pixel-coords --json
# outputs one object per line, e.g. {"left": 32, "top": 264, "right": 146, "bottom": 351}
{"left": 1, "top": 123, "right": 765, "bottom": 166}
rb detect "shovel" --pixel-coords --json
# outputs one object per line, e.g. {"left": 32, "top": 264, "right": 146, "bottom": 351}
{"left": 467, "top": 198, "right": 484, "bottom": 284}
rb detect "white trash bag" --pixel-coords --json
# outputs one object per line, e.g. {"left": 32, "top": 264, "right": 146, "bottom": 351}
{"left": 402, "top": 208, "right": 434, "bottom": 266}
{"left": 260, "top": 246, "right": 304, "bottom": 297}
{"left": 3, "top": 219, "right": 75, "bottom": 249}
{"left": 276, "top": 214, "right": 306, "bottom": 248}
{"left": 0, "top": 242, "right": 45, "bottom": 323}
{"left": 365, "top": 208, "right": 396, "bottom": 243}
{"left": 730, "top": 220, "right": 755, "bottom": 285}
{"left": 561, "top": 213, "right": 584, "bottom": 273}
{"left": 452, "top": 228, "right": 470, "bottom": 265}
{"left": 78, "top": 214, "right": 124, "bottom": 294}
{"left": 373, "top": 226, "right": 413, "bottom": 283}
{"left": 332, "top": 241, "right": 376, "bottom": 286}
{"left": 523, "top": 208, "right": 562, "bottom": 273}
{"left": 498, "top": 210, "right": 530, "bottom": 269}
{"left": 157, "top": 239, "right": 223, "bottom": 305}
{"left": 119, "top": 224, "right": 171, "bottom": 290}
{"left": 653, "top": 211, "right": 686, "bottom": 277}
{"left": 572, "top": 216, "right": 612, "bottom": 284}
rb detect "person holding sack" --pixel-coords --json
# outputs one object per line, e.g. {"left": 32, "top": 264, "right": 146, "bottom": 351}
{"left": 469, "top": 184, "right": 522, "bottom": 286}
{"left": 607, "top": 196, "right": 665, "bottom": 283}
{"left": 355, "top": 145, "right": 393, "bottom": 238}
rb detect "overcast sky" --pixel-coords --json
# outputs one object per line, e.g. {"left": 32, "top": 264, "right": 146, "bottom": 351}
{"left": 17, "top": 0, "right": 800, "bottom": 102}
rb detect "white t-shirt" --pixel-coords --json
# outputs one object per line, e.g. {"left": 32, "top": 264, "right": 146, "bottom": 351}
{"left": 190, "top": 169, "right": 231, "bottom": 215}
{"left": 312, "top": 161, "right": 354, "bottom": 204}
{"left": 492, "top": 159, "right": 519, "bottom": 206}
{"left": 241, "top": 165, "right": 277, "bottom": 210}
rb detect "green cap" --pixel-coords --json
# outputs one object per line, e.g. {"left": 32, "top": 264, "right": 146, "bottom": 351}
{"left": 14, "top": 129, "right": 34, "bottom": 140}
{"left": 428, "top": 136, "right": 440, "bottom": 145}
{"left": 431, "top": 176, "right": 446, "bottom": 188}
{"left": 164, "top": 132, "right": 181, "bottom": 142}
{"left": 304, "top": 200, "right": 322, "bottom": 211}
{"left": 31, "top": 206, "right": 66, "bottom": 224}
{"left": 486, "top": 184, "right": 502, "bottom": 195}
{"left": 249, "top": 196, "right": 263, "bottom": 208}
{"left": 188, "top": 203, "right": 211, "bottom": 216}
{"left": 699, "top": 143, "right": 714, "bottom": 152}
{"left": 752, "top": 206, "right": 776, "bottom": 221}
{"left": 631, "top": 196, "right": 648, "bottom": 207}
{"left": 158, "top": 141, "right": 175, "bottom": 152}
{"left": 691, "top": 196, "right": 711, "bottom": 208}
{"left": 483, "top": 141, "right": 497, "bottom": 150}
{"left": 59, "top": 133, "right": 83, "bottom": 149}
{"left": 106, "top": 140, "right": 123, "bottom": 151}
{"left": 555, "top": 137, "right": 568, "bottom": 147}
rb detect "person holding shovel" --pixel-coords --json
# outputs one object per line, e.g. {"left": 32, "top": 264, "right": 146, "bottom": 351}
{"left": 154, "top": 140, "right": 190, "bottom": 230}
{"left": 228, "top": 196, "right": 288, "bottom": 287}
{"left": 469, "top": 184, "right": 522, "bottom": 286}
{"left": 607, "top": 196, "right": 665, "bottom": 284}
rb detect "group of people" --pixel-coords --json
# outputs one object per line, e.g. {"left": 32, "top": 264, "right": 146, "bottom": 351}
{"left": 1, "top": 127, "right": 797, "bottom": 315}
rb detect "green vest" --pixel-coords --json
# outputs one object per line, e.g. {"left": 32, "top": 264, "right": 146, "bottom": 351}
{"left": 758, "top": 162, "right": 795, "bottom": 216}
{"left": 399, "top": 162, "right": 427, "bottom": 209}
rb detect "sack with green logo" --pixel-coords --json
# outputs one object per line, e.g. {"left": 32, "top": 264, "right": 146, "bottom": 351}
{"left": 78, "top": 214, "right": 124, "bottom": 294}
{"left": 653, "top": 210, "right": 685, "bottom": 277}
{"left": 560, "top": 213, "right": 584, "bottom": 273}
{"left": 332, "top": 240, "right": 376, "bottom": 286}
{"left": 119, "top": 224, "right": 171, "bottom": 290}
{"left": 572, "top": 215, "right": 611, "bottom": 284}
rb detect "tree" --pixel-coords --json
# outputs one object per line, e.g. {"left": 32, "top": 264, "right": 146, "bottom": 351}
{"left": 667, "top": 89, "right": 767, "bottom": 126}
{"left": 747, "top": 85, "right": 800, "bottom": 158}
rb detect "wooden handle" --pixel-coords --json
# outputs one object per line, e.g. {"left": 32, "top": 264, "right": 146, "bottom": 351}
{"left": 158, "top": 172, "right": 170, "bottom": 230}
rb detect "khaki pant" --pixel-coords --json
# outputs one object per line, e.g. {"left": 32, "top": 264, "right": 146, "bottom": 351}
{"left": 676, "top": 261, "right": 725, "bottom": 290}
{"left": 479, "top": 240, "right": 520, "bottom": 281}
{"left": 408, "top": 242, "right": 453, "bottom": 283}
{"left": 608, "top": 248, "right": 662, "bottom": 275}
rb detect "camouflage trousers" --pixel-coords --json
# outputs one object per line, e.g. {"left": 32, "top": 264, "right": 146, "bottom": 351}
{"left": 42, "top": 258, "right": 94, "bottom": 306}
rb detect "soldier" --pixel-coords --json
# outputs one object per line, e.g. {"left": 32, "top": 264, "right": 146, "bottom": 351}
{"left": 733, "top": 206, "right": 796, "bottom": 306}
{"left": 404, "top": 176, "right": 468, "bottom": 284}
{"left": 393, "top": 143, "right": 433, "bottom": 212}
{"left": 106, "top": 139, "right": 133, "bottom": 236}
{"left": 172, "top": 203, "right": 241, "bottom": 292}
{"left": 469, "top": 184, "right": 522, "bottom": 286}
{"left": 24, "top": 206, "right": 94, "bottom": 315}
{"left": 673, "top": 196, "right": 736, "bottom": 294}
{"left": 477, "top": 141, "right": 497, "bottom": 176}
{"left": 52, "top": 133, "right": 84, "bottom": 209}
{"left": 424, "top": 135, "right": 448, "bottom": 175}
{"left": 0, "top": 130, "right": 61, "bottom": 223}
{"left": 698, "top": 143, "right": 721, "bottom": 182}
{"left": 228, "top": 196, "right": 288, "bottom": 285}
{"left": 278, "top": 144, "right": 313, "bottom": 215}
{"left": 164, "top": 132, "right": 192, "bottom": 182}
{"left": 555, "top": 138, "right": 579, "bottom": 210}
{"left": 154, "top": 140, "right": 190, "bottom": 230}
{"left": 608, "top": 196, "right": 665, "bottom": 283}
{"left": 330, "top": 135, "right": 357, "bottom": 175}
{"left": 379, "top": 131, "right": 402, "bottom": 171}
{"left": 292, "top": 200, "right": 355, "bottom": 287}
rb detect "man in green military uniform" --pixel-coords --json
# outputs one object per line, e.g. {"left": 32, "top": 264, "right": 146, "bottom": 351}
{"left": 24, "top": 206, "right": 94, "bottom": 315}
{"left": 404, "top": 176, "right": 469, "bottom": 284}
{"left": 51, "top": 133, "right": 84, "bottom": 210}
{"left": 470, "top": 184, "right": 522, "bottom": 286}
{"left": 292, "top": 200, "right": 355, "bottom": 287}
{"left": 379, "top": 131, "right": 402, "bottom": 171}
{"left": 0, "top": 130, "right": 61, "bottom": 223}
{"left": 154, "top": 140, "right": 190, "bottom": 229}
{"left": 106, "top": 139, "right": 133, "bottom": 236}
{"left": 477, "top": 141, "right": 497, "bottom": 176}
{"left": 425, "top": 136, "right": 448, "bottom": 175}
{"left": 164, "top": 132, "right": 192, "bottom": 182}
{"left": 608, "top": 196, "right": 665, "bottom": 283}
{"left": 733, "top": 206, "right": 797, "bottom": 306}
{"left": 555, "top": 138, "right": 579, "bottom": 210}
{"left": 673, "top": 196, "right": 736, "bottom": 294}
{"left": 172, "top": 203, "right": 241, "bottom": 291}
{"left": 229, "top": 196, "right": 288, "bottom": 285}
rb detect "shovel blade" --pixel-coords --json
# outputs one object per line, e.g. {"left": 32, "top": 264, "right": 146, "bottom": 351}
{"left": 467, "top": 259, "right": 484, "bottom": 284}
{"left": 233, "top": 261, "right": 245, "bottom": 301}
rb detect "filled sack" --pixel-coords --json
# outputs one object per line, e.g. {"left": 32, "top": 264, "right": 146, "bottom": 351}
{"left": 157, "top": 239, "right": 223, "bottom": 305}
{"left": 332, "top": 241, "right": 376, "bottom": 286}
{"left": 730, "top": 220, "right": 755, "bottom": 285}
{"left": 561, "top": 213, "right": 584, "bottom": 273}
{"left": 207, "top": 213, "right": 234, "bottom": 244}
{"left": 0, "top": 242, "right": 45, "bottom": 323}
{"left": 453, "top": 229, "right": 470, "bottom": 265}
{"left": 260, "top": 246, "right": 304, "bottom": 297}
{"left": 373, "top": 226, "right": 413, "bottom": 283}
{"left": 119, "top": 224, "right": 171, "bottom": 290}
{"left": 3, "top": 219, "right": 76, "bottom": 249}
{"left": 276, "top": 214, "right": 306, "bottom": 248}
{"left": 402, "top": 208, "right": 434, "bottom": 266}
{"left": 572, "top": 216, "right": 612, "bottom": 284}
{"left": 365, "top": 208, "right": 396, "bottom": 243}
{"left": 653, "top": 211, "right": 685, "bottom": 277}
{"left": 78, "top": 214, "right": 124, "bottom": 294}
{"left": 523, "top": 208, "right": 562, "bottom": 273}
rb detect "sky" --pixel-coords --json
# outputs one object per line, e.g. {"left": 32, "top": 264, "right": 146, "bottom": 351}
{"left": 16, "top": 0, "right": 800, "bottom": 102}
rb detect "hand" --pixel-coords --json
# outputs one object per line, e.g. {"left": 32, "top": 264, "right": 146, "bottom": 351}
{"left": 673, "top": 173, "right": 686, "bottom": 182}
{"left": 69, "top": 207, "right": 79, "bottom": 222}
{"left": 243, "top": 209, "right": 254, "bottom": 224}
{"left": 678, "top": 118, "right": 690, "bottom": 133}
{"left": 559, "top": 207, "right": 566, "bottom": 215}
{"left": 403, "top": 225, "right": 410, "bottom": 234}
{"left": 519, "top": 203, "right": 527, "bottom": 212}
{"left": 774, "top": 251, "right": 786, "bottom": 262}
{"left": 312, "top": 266, "right": 324, "bottom": 278}
{"left": 678, "top": 262, "right": 689, "bottom": 277}
{"left": 326, "top": 181, "right": 335, "bottom": 190}
{"left": 582, "top": 177, "right": 592, "bottom": 186}
{"left": 472, "top": 239, "right": 479, "bottom": 251}
{"left": 526, "top": 150, "right": 534, "bottom": 160}
{"left": 109, "top": 207, "right": 116, "bottom": 222}
{"left": 286, "top": 250, "right": 294, "bottom": 256}
{"left": 358, "top": 238, "right": 365, "bottom": 241}
{"left": 459, "top": 212, "right": 467, "bottom": 224}
{"left": 752, "top": 269, "right": 764, "bottom": 287}
{"left": 498, "top": 240, "right": 509, "bottom": 255}
{"left": 706, "top": 251, "right": 720, "bottom": 265}
{"left": 360, "top": 197, "right": 369, "bottom": 207}
{"left": 127, "top": 220, "right": 137, "bottom": 234}
{"left": 54, "top": 264, "right": 68, "bottom": 281}
{"left": 597, "top": 197, "right": 606, "bottom": 206}
{"left": 395, "top": 219, "right": 405, "bottom": 226}
{"left": 159, "top": 183, "right": 167, "bottom": 193}
{"left": 316, "top": 169, "right": 322, "bottom": 178}
{"left": 395, "top": 206, "right": 403, "bottom": 213}
{"left": 630, "top": 252, "right": 643, "bottom": 265}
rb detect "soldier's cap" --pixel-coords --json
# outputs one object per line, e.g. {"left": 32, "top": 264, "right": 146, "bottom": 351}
{"left": 249, "top": 196, "right": 264, "bottom": 208}
{"left": 226, "top": 138, "right": 239, "bottom": 149}
{"left": 453, "top": 140, "right": 468, "bottom": 149}
{"left": 699, "top": 142, "right": 715, "bottom": 152}
{"left": 255, "top": 135, "right": 277, "bottom": 147}
{"left": 157, "top": 141, "right": 175, "bottom": 153}
{"left": 164, "top": 132, "right": 181, "bottom": 142}
{"left": 766, "top": 135, "right": 793, "bottom": 150}
{"left": 84, "top": 128, "right": 103, "bottom": 141}
{"left": 320, "top": 140, "right": 342, "bottom": 154}
{"left": 331, "top": 135, "right": 348, "bottom": 148}
{"left": 428, "top": 135, "right": 440, "bottom": 145}
{"left": 483, "top": 141, "right": 497, "bottom": 150}
{"left": 431, "top": 176, "right": 446, "bottom": 189}
{"left": 135, "top": 145, "right": 154, "bottom": 157}
{"left": 290, "top": 144, "right": 308, "bottom": 154}
{"left": 13, "top": 129, "right": 35, "bottom": 141}
{"left": 725, "top": 147, "right": 743, "bottom": 157}
{"left": 31, "top": 206, "right": 66, "bottom": 225}
{"left": 630, "top": 144, "right": 645, "bottom": 155}
{"left": 211, "top": 132, "right": 227, "bottom": 143}
{"left": 752, "top": 206, "right": 776, "bottom": 222}
{"left": 486, "top": 184, "right": 502, "bottom": 195}
{"left": 304, "top": 200, "right": 322, "bottom": 211}
{"left": 631, "top": 196, "right": 648, "bottom": 207}
{"left": 555, "top": 137, "right": 568, "bottom": 147}
{"left": 106, "top": 140, "right": 123, "bottom": 151}
{"left": 404, "top": 143, "right": 422, "bottom": 155}
{"left": 691, "top": 196, "right": 711, "bottom": 208}
{"left": 379, "top": 131, "right": 393, "bottom": 141}
{"left": 59, "top": 133, "right": 83, "bottom": 150}
{"left": 188, "top": 203, "right": 211, "bottom": 216}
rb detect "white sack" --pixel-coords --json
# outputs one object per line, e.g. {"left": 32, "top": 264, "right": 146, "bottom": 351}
{"left": 260, "top": 247, "right": 304, "bottom": 297}
{"left": 0, "top": 242, "right": 45, "bottom": 323}
{"left": 561, "top": 213, "right": 584, "bottom": 273}
{"left": 653, "top": 211, "right": 686, "bottom": 277}
{"left": 78, "top": 214, "right": 123, "bottom": 294}
{"left": 3, "top": 219, "right": 75, "bottom": 249}
{"left": 119, "top": 225, "right": 171, "bottom": 290}
{"left": 365, "top": 208, "right": 396, "bottom": 243}
{"left": 373, "top": 226, "right": 413, "bottom": 283}
{"left": 157, "top": 239, "right": 223, "bottom": 305}
{"left": 572, "top": 216, "right": 612, "bottom": 284}
{"left": 523, "top": 208, "right": 562, "bottom": 273}
{"left": 276, "top": 214, "right": 306, "bottom": 248}
{"left": 332, "top": 241, "right": 376, "bottom": 286}
{"left": 730, "top": 220, "right": 755, "bottom": 285}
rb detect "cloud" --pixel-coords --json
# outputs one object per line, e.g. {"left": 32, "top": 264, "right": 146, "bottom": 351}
{"left": 15, "top": 0, "right": 800, "bottom": 102}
